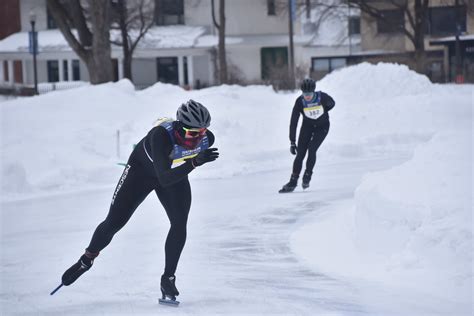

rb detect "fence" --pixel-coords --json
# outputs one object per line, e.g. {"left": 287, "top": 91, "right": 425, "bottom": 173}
{"left": 37, "top": 81, "right": 89, "bottom": 94}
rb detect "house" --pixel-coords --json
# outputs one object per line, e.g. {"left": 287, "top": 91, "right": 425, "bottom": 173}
{"left": 0, "top": 0, "right": 216, "bottom": 90}
{"left": 0, "top": 0, "right": 336, "bottom": 91}
{"left": 1, "top": 0, "right": 470, "bottom": 92}
{"left": 352, "top": 0, "right": 473, "bottom": 83}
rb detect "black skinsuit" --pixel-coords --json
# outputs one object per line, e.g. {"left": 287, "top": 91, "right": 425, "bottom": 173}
{"left": 87, "top": 122, "right": 215, "bottom": 277}
{"left": 289, "top": 92, "right": 335, "bottom": 177}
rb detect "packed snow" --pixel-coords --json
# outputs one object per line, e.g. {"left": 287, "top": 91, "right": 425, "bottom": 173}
{"left": 0, "top": 26, "right": 215, "bottom": 53}
{"left": 1, "top": 62, "right": 472, "bottom": 315}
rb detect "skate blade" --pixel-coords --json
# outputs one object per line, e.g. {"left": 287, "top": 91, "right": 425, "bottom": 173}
{"left": 159, "top": 298, "right": 180, "bottom": 306}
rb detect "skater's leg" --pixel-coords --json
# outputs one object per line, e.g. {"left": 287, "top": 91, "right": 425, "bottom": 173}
{"left": 62, "top": 163, "right": 156, "bottom": 286}
{"left": 155, "top": 178, "right": 191, "bottom": 278}
{"left": 292, "top": 125, "right": 312, "bottom": 176}
{"left": 280, "top": 125, "right": 313, "bottom": 192}
{"left": 87, "top": 163, "right": 156, "bottom": 252}
{"left": 305, "top": 125, "right": 329, "bottom": 174}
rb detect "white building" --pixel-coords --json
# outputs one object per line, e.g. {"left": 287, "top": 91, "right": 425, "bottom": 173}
{"left": 0, "top": 0, "right": 360, "bottom": 92}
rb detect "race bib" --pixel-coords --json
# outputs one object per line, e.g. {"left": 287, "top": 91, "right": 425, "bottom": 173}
{"left": 303, "top": 105, "right": 324, "bottom": 120}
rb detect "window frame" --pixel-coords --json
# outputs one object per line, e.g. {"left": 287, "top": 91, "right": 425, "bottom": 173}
{"left": 376, "top": 9, "right": 405, "bottom": 34}
{"left": 47, "top": 60, "right": 59, "bottom": 82}
{"left": 155, "top": 0, "right": 185, "bottom": 25}
{"left": 267, "top": 0, "right": 276, "bottom": 16}
{"left": 425, "top": 5, "right": 467, "bottom": 36}
{"left": 348, "top": 16, "right": 360, "bottom": 36}
{"left": 311, "top": 57, "right": 347, "bottom": 73}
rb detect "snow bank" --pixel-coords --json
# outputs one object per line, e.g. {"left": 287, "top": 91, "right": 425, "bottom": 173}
{"left": 320, "top": 62, "right": 471, "bottom": 158}
{"left": 0, "top": 80, "right": 295, "bottom": 200}
{"left": 318, "top": 62, "right": 432, "bottom": 102}
{"left": 355, "top": 130, "right": 472, "bottom": 300}
{"left": 290, "top": 63, "right": 473, "bottom": 311}
{"left": 291, "top": 128, "right": 472, "bottom": 312}
{"left": 1, "top": 62, "right": 471, "bottom": 202}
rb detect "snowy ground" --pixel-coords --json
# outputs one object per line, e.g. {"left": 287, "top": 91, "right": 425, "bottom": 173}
{"left": 1, "top": 63, "right": 472, "bottom": 315}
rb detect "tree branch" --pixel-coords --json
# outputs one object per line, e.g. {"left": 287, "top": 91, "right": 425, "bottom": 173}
{"left": 46, "top": 0, "right": 89, "bottom": 59}
{"left": 211, "top": 0, "right": 220, "bottom": 29}
{"left": 69, "top": 0, "right": 93, "bottom": 47}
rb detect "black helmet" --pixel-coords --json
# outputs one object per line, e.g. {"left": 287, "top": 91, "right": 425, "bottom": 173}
{"left": 300, "top": 78, "right": 316, "bottom": 93}
{"left": 176, "top": 99, "right": 211, "bottom": 128}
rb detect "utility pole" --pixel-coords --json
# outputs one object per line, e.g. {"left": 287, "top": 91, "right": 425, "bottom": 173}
{"left": 454, "top": 0, "right": 463, "bottom": 83}
{"left": 30, "top": 11, "right": 39, "bottom": 95}
{"left": 288, "top": 0, "right": 296, "bottom": 89}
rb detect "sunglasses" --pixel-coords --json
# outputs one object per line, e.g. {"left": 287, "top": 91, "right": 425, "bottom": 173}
{"left": 182, "top": 126, "right": 207, "bottom": 138}
{"left": 302, "top": 92, "right": 314, "bottom": 98}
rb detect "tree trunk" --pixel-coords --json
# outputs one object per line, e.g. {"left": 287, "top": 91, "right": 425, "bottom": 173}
{"left": 117, "top": 0, "right": 132, "bottom": 81}
{"left": 123, "top": 54, "right": 133, "bottom": 80}
{"left": 47, "top": 0, "right": 114, "bottom": 84}
{"left": 412, "top": 0, "right": 427, "bottom": 74}
{"left": 89, "top": 0, "right": 114, "bottom": 83}
{"left": 218, "top": 0, "right": 227, "bottom": 84}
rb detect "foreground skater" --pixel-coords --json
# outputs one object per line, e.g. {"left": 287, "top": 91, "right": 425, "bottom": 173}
{"left": 57, "top": 100, "right": 219, "bottom": 305}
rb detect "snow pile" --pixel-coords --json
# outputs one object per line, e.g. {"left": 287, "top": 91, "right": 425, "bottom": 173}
{"left": 290, "top": 64, "right": 473, "bottom": 310}
{"left": 0, "top": 80, "right": 295, "bottom": 200}
{"left": 318, "top": 62, "right": 432, "bottom": 101}
{"left": 354, "top": 130, "right": 472, "bottom": 302}
{"left": 1, "top": 62, "right": 470, "bottom": 201}
{"left": 1, "top": 80, "right": 139, "bottom": 197}
{"left": 132, "top": 26, "right": 207, "bottom": 49}
{"left": 0, "top": 29, "right": 74, "bottom": 53}
{"left": 318, "top": 62, "right": 467, "bottom": 158}
{"left": 0, "top": 26, "right": 209, "bottom": 54}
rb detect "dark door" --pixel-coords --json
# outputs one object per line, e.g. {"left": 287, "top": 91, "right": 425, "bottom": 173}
{"left": 157, "top": 57, "right": 179, "bottom": 85}
{"left": 261, "top": 47, "right": 288, "bottom": 80}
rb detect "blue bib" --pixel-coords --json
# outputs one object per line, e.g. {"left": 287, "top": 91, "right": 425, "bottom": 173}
{"left": 302, "top": 91, "right": 324, "bottom": 120}
{"left": 157, "top": 118, "right": 209, "bottom": 165}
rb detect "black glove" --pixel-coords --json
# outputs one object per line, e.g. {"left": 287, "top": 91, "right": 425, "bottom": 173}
{"left": 191, "top": 148, "right": 219, "bottom": 167}
{"left": 290, "top": 142, "right": 297, "bottom": 155}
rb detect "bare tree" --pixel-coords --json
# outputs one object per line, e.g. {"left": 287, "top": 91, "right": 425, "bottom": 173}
{"left": 211, "top": 0, "right": 227, "bottom": 84}
{"left": 345, "top": 0, "right": 431, "bottom": 73}
{"left": 47, "top": 0, "right": 114, "bottom": 84}
{"left": 111, "top": 0, "right": 155, "bottom": 82}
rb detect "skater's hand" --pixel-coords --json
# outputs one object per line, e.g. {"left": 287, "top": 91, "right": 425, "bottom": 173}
{"left": 191, "top": 148, "right": 219, "bottom": 167}
{"left": 290, "top": 142, "right": 297, "bottom": 155}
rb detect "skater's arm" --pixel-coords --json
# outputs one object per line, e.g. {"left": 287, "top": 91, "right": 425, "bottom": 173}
{"left": 289, "top": 97, "right": 301, "bottom": 143}
{"left": 321, "top": 92, "right": 335, "bottom": 112}
{"left": 149, "top": 127, "right": 195, "bottom": 188}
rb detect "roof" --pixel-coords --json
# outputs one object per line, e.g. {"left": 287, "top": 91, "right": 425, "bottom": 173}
{"left": 429, "top": 34, "right": 474, "bottom": 45}
{"left": 0, "top": 26, "right": 209, "bottom": 53}
{"left": 196, "top": 34, "right": 312, "bottom": 48}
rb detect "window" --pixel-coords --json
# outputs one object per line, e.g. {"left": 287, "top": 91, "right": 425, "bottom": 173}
{"left": 261, "top": 47, "right": 288, "bottom": 80}
{"left": 155, "top": 0, "right": 184, "bottom": 25}
{"left": 312, "top": 57, "right": 347, "bottom": 73}
{"left": 330, "top": 58, "right": 346, "bottom": 70}
{"left": 313, "top": 59, "right": 330, "bottom": 72}
{"left": 157, "top": 57, "right": 179, "bottom": 84}
{"left": 426, "top": 5, "right": 466, "bottom": 36}
{"left": 47, "top": 9, "right": 57, "bottom": 29}
{"left": 63, "top": 60, "right": 68, "bottom": 80}
{"left": 47, "top": 60, "right": 59, "bottom": 82}
{"left": 267, "top": 0, "right": 276, "bottom": 16}
{"left": 72, "top": 60, "right": 80, "bottom": 81}
{"left": 377, "top": 9, "right": 404, "bottom": 34}
{"left": 60, "top": 60, "right": 80, "bottom": 81}
{"left": 349, "top": 16, "right": 360, "bottom": 35}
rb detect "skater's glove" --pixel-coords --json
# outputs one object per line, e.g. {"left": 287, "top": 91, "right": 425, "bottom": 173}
{"left": 290, "top": 142, "right": 297, "bottom": 155}
{"left": 191, "top": 148, "right": 219, "bottom": 167}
